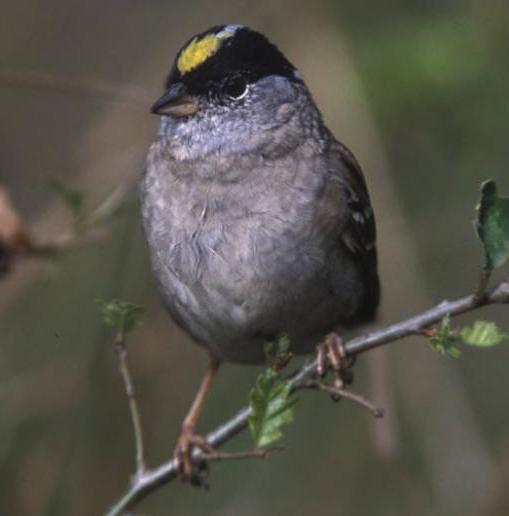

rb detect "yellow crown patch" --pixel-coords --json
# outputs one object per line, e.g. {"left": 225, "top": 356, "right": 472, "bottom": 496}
{"left": 177, "top": 31, "right": 234, "bottom": 75}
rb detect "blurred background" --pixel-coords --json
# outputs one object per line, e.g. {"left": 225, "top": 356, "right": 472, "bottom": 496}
{"left": 1, "top": 1, "right": 509, "bottom": 515}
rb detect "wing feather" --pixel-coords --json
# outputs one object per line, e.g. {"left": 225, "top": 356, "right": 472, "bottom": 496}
{"left": 330, "top": 140, "right": 380, "bottom": 322}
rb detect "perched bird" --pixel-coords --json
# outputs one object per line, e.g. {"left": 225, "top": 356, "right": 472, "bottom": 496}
{"left": 141, "top": 24, "right": 380, "bottom": 478}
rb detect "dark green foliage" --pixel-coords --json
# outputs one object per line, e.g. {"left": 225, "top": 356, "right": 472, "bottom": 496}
{"left": 476, "top": 179, "right": 509, "bottom": 271}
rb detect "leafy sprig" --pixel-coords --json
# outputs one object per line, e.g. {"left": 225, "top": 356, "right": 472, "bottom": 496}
{"left": 428, "top": 317, "right": 507, "bottom": 357}
{"left": 248, "top": 368, "right": 298, "bottom": 447}
{"left": 96, "top": 299, "right": 144, "bottom": 343}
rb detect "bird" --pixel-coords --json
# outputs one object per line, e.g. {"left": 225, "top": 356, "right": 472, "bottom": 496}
{"left": 140, "top": 24, "right": 380, "bottom": 479}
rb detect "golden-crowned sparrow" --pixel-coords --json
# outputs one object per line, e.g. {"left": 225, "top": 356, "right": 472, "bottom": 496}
{"left": 141, "top": 24, "right": 380, "bottom": 477}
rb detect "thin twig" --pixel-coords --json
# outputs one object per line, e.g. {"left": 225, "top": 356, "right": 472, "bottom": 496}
{"left": 115, "top": 339, "right": 146, "bottom": 477}
{"left": 475, "top": 268, "right": 492, "bottom": 302}
{"left": 27, "top": 227, "right": 110, "bottom": 257}
{"left": 104, "top": 280, "right": 509, "bottom": 516}
{"left": 204, "top": 446, "right": 282, "bottom": 462}
{"left": 302, "top": 380, "right": 384, "bottom": 418}
{"left": 0, "top": 227, "right": 111, "bottom": 279}
{"left": 0, "top": 185, "right": 130, "bottom": 278}
{"left": 0, "top": 69, "right": 152, "bottom": 109}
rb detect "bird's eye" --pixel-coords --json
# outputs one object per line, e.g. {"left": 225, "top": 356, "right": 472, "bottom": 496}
{"left": 222, "top": 76, "right": 248, "bottom": 100}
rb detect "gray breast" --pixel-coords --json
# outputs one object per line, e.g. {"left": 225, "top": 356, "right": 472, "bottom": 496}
{"left": 140, "top": 143, "right": 363, "bottom": 363}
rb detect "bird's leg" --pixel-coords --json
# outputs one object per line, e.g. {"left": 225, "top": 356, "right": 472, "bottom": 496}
{"left": 315, "top": 333, "right": 354, "bottom": 395}
{"left": 174, "top": 359, "right": 220, "bottom": 483}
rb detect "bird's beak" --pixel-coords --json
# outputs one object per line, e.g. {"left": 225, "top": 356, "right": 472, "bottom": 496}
{"left": 150, "top": 82, "right": 200, "bottom": 118}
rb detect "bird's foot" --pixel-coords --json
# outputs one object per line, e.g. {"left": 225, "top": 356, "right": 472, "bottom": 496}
{"left": 174, "top": 424, "right": 216, "bottom": 487}
{"left": 311, "top": 333, "right": 382, "bottom": 416}
{"left": 315, "top": 332, "right": 354, "bottom": 398}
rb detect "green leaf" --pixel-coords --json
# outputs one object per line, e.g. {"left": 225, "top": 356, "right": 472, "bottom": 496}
{"left": 248, "top": 368, "right": 298, "bottom": 447}
{"left": 475, "top": 180, "right": 509, "bottom": 271}
{"left": 96, "top": 299, "right": 144, "bottom": 341}
{"left": 429, "top": 315, "right": 461, "bottom": 358}
{"left": 460, "top": 321, "right": 508, "bottom": 347}
{"left": 49, "top": 179, "right": 86, "bottom": 232}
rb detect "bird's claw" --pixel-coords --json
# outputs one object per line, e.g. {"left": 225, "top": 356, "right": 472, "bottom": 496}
{"left": 174, "top": 424, "right": 216, "bottom": 487}
{"left": 315, "top": 333, "right": 354, "bottom": 396}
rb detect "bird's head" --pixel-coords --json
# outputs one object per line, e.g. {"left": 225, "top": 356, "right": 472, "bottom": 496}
{"left": 151, "top": 25, "right": 321, "bottom": 160}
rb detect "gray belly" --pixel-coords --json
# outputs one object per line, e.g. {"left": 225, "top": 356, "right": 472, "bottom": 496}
{"left": 140, "top": 145, "right": 364, "bottom": 364}
{"left": 143, "top": 208, "right": 362, "bottom": 364}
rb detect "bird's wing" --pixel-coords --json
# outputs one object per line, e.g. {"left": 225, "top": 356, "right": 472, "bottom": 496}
{"left": 329, "top": 139, "right": 380, "bottom": 321}
{"left": 333, "top": 141, "right": 377, "bottom": 257}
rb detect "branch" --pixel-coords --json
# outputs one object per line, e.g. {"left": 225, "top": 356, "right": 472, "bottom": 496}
{"left": 301, "top": 379, "right": 384, "bottom": 418}
{"left": 0, "top": 69, "right": 152, "bottom": 109}
{"left": 105, "top": 280, "right": 509, "bottom": 516}
{"left": 0, "top": 184, "right": 129, "bottom": 279}
{"left": 115, "top": 338, "right": 146, "bottom": 479}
